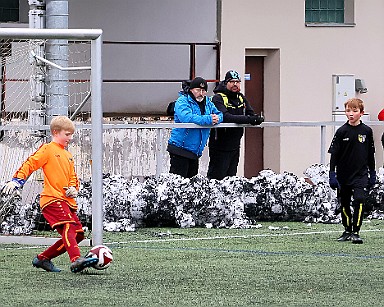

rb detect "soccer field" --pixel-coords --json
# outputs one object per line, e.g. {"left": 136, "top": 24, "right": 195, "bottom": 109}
{"left": 1, "top": 221, "right": 384, "bottom": 307}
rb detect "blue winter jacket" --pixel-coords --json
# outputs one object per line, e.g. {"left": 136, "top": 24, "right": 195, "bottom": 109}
{"left": 168, "top": 92, "right": 223, "bottom": 157}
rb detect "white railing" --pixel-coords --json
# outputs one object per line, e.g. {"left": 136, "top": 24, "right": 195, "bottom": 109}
{"left": 2, "top": 120, "right": 382, "bottom": 177}
{"left": 101, "top": 120, "right": 383, "bottom": 176}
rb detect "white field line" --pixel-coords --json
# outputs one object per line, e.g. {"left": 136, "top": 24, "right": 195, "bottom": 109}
{"left": 0, "top": 237, "right": 91, "bottom": 251}
{"left": 106, "top": 228, "right": 384, "bottom": 246}
{"left": 1, "top": 228, "right": 383, "bottom": 251}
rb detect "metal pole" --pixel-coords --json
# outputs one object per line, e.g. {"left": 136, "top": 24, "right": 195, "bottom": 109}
{"left": 320, "top": 125, "right": 326, "bottom": 165}
{"left": 91, "top": 34, "right": 103, "bottom": 246}
{"left": 156, "top": 128, "right": 165, "bottom": 178}
{"left": 0, "top": 58, "right": 4, "bottom": 141}
{"left": 189, "top": 43, "right": 196, "bottom": 80}
{"left": 45, "top": 0, "right": 69, "bottom": 120}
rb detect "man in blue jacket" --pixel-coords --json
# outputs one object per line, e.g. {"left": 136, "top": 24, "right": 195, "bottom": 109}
{"left": 167, "top": 77, "right": 223, "bottom": 178}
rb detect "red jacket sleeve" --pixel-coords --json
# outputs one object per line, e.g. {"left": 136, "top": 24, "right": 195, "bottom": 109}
{"left": 378, "top": 109, "right": 384, "bottom": 121}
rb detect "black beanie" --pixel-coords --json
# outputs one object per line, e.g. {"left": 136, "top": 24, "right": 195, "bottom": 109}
{"left": 189, "top": 77, "right": 208, "bottom": 91}
{"left": 224, "top": 70, "right": 241, "bottom": 83}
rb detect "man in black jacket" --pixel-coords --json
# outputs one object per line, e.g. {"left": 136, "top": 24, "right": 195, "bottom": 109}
{"left": 207, "top": 70, "right": 264, "bottom": 180}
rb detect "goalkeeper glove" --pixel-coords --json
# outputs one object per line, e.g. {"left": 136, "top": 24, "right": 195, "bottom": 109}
{"left": 64, "top": 186, "right": 78, "bottom": 198}
{"left": 368, "top": 170, "right": 376, "bottom": 188}
{"left": 329, "top": 171, "right": 340, "bottom": 190}
{"left": 2, "top": 178, "right": 24, "bottom": 195}
{"left": 248, "top": 114, "right": 264, "bottom": 125}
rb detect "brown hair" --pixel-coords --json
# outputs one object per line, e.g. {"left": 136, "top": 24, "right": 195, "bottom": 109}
{"left": 344, "top": 98, "right": 364, "bottom": 113}
{"left": 50, "top": 116, "right": 75, "bottom": 134}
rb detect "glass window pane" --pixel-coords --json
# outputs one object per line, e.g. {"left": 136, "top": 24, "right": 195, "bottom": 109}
{"left": 320, "top": 11, "right": 329, "bottom": 22}
{"left": 328, "top": 0, "right": 336, "bottom": 9}
{"left": 312, "top": 0, "right": 320, "bottom": 9}
{"left": 336, "top": 0, "right": 344, "bottom": 9}
{"left": 312, "top": 11, "right": 320, "bottom": 22}
{"left": 305, "top": 0, "right": 313, "bottom": 9}
{"left": 0, "top": 0, "right": 19, "bottom": 22}
{"left": 328, "top": 11, "right": 336, "bottom": 22}
{"left": 0, "top": 0, "right": 18, "bottom": 9}
{"left": 305, "top": 11, "right": 312, "bottom": 22}
{"left": 320, "top": 0, "right": 328, "bottom": 9}
{"left": 336, "top": 10, "right": 344, "bottom": 22}
{"left": 9, "top": 9, "right": 18, "bottom": 21}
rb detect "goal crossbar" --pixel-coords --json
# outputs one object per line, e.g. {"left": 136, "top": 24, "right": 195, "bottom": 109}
{"left": 0, "top": 28, "right": 104, "bottom": 246}
{"left": 0, "top": 28, "right": 102, "bottom": 40}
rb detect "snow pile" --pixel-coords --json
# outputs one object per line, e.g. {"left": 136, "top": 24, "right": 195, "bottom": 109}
{"left": 1, "top": 164, "right": 383, "bottom": 234}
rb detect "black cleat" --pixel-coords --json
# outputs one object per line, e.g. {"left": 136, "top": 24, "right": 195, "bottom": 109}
{"left": 350, "top": 233, "right": 363, "bottom": 244}
{"left": 337, "top": 231, "right": 351, "bottom": 242}
{"left": 32, "top": 256, "right": 61, "bottom": 272}
{"left": 70, "top": 256, "right": 98, "bottom": 273}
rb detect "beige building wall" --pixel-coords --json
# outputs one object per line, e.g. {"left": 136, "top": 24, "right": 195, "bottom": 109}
{"left": 220, "top": 0, "right": 384, "bottom": 176}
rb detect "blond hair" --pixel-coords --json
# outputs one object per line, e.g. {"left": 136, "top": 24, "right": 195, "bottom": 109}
{"left": 50, "top": 116, "right": 75, "bottom": 134}
{"left": 344, "top": 98, "right": 364, "bottom": 113}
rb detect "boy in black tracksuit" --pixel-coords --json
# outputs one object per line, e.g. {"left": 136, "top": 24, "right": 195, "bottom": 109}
{"left": 207, "top": 70, "right": 264, "bottom": 180}
{"left": 328, "top": 98, "right": 376, "bottom": 244}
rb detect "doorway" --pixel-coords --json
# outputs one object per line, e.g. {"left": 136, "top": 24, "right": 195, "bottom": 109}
{"left": 244, "top": 56, "right": 264, "bottom": 178}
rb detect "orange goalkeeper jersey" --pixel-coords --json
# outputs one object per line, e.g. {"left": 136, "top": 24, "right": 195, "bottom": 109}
{"left": 13, "top": 141, "right": 79, "bottom": 210}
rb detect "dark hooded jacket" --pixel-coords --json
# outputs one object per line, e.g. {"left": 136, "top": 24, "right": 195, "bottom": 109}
{"left": 209, "top": 81, "right": 255, "bottom": 151}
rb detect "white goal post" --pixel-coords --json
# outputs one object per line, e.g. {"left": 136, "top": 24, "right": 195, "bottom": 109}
{"left": 0, "top": 28, "right": 104, "bottom": 245}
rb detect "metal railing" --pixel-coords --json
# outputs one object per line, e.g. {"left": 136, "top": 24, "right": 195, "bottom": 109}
{"left": 4, "top": 120, "right": 381, "bottom": 177}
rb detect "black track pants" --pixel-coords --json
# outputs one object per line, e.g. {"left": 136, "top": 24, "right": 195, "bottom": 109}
{"left": 339, "top": 185, "right": 366, "bottom": 233}
{"left": 207, "top": 148, "right": 240, "bottom": 180}
{"left": 169, "top": 153, "right": 199, "bottom": 178}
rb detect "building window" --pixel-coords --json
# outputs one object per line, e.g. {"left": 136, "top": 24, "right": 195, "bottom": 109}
{"left": 305, "top": 0, "right": 355, "bottom": 26}
{"left": 0, "top": 0, "right": 19, "bottom": 22}
{"left": 306, "top": 0, "right": 344, "bottom": 23}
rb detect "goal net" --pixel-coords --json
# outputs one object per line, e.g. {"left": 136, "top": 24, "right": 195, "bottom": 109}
{"left": 0, "top": 28, "right": 103, "bottom": 245}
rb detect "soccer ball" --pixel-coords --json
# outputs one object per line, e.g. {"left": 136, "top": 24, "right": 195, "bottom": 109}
{"left": 86, "top": 245, "right": 113, "bottom": 270}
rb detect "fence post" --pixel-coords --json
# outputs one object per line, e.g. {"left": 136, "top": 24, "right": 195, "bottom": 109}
{"left": 320, "top": 125, "right": 326, "bottom": 165}
{"left": 156, "top": 128, "right": 165, "bottom": 178}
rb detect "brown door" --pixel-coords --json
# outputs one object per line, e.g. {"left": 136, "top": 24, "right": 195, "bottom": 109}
{"left": 244, "top": 56, "right": 264, "bottom": 178}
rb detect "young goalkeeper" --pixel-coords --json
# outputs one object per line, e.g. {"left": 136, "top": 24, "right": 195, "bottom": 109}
{"left": 328, "top": 98, "right": 376, "bottom": 244}
{"left": 1, "top": 116, "right": 98, "bottom": 272}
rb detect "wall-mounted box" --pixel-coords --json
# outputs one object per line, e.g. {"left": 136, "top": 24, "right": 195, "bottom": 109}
{"left": 332, "top": 74, "right": 355, "bottom": 111}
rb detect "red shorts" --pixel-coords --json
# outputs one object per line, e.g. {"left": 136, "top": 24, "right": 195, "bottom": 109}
{"left": 42, "top": 200, "right": 83, "bottom": 231}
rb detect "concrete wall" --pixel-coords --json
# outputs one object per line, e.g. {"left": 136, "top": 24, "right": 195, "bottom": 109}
{"left": 220, "top": 0, "right": 384, "bottom": 175}
{"left": 68, "top": 0, "right": 219, "bottom": 115}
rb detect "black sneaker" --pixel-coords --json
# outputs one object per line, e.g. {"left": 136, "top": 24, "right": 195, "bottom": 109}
{"left": 350, "top": 233, "right": 363, "bottom": 244}
{"left": 337, "top": 231, "right": 351, "bottom": 242}
{"left": 70, "top": 256, "right": 98, "bottom": 273}
{"left": 32, "top": 256, "right": 61, "bottom": 272}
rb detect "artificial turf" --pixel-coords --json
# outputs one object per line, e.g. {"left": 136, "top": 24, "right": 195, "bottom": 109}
{"left": 1, "top": 221, "right": 383, "bottom": 306}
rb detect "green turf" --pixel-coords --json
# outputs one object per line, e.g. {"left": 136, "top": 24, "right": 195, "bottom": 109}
{"left": 1, "top": 221, "right": 384, "bottom": 306}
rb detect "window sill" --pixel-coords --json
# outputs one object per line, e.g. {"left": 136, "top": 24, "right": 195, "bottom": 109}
{"left": 305, "top": 23, "right": 355, "bottom": 27}
{"left": 0, "top": 22, "right": 28, "bottom": 28}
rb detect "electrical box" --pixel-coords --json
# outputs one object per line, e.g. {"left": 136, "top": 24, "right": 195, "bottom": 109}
{"left": 332, "top": 74, "right": 355, "bottom": 111}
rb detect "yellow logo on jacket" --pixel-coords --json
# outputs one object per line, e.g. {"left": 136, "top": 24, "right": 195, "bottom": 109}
{"left": 358, "top": 134, "right": 366, "bottom": 143}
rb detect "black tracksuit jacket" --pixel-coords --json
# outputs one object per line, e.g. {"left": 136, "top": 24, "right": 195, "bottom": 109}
{"left": 209, "top": 82, "right": 255, "bottom": 151}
